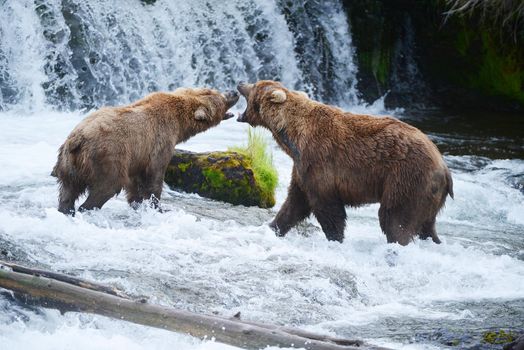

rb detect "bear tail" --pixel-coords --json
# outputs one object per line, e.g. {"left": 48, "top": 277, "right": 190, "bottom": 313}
{"left": 446, "top": 168, "right": 454, "bottom": 199}
{"left": 51, "top": 135, "right": 85, "bottom": 179}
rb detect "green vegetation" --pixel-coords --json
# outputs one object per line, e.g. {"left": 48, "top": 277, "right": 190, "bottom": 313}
{"left": 447, "top": 23, "right": 524, "bottom": 104}
{"left": 359, "top": 49, "right": 391, "bottom": 87}
{"left": 473, "top": 32, "right": 524, "bottom": 104}
{"left": 177, "top": 162, "right": 190, "bottom": 172}
{"left": 374, "top": 49, "right": 391, "bottom": 86}
{"left": 345, "top": 0, "right": 524, "bottom": 109}
{"left": 202, "top": 168, "right": 227, "bottom": 189}
{"left": 482, "top": 330, "right": 516, "bottom": 344}
{"left": 229, "top": 128, "right": 278, "bottom": 207}
{"left": 164, "top": 130, "right": 278, "bottom": 208}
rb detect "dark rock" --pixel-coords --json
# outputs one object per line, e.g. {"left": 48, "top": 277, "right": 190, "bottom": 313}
{"left": 504, "top": 334, "right": 524, "bottom": 350}
{"left": 342, "top": 0, "right": 524, "bottom": 112}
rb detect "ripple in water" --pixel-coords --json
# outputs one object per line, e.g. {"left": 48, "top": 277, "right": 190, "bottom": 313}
{"left": 0, "top": 110, "right": 523, "bottom": 349}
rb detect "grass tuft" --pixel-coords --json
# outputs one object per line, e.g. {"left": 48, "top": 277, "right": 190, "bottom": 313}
{"left": 229, "top": 128, "right": 278, "bottom": 205}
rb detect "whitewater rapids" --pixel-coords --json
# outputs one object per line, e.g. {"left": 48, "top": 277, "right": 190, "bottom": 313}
{"left": 0, "top": 107, "right": 522, "bottom": 349}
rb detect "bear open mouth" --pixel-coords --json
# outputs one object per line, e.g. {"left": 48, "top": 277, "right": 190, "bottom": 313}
{"left": 223, "top": 112, "right": 234, "bottom": 120}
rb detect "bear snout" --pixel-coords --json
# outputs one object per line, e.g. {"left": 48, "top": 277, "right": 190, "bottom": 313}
{"left": 224, "top": 90, "right": 239, "bottom": 109}
{"left": 237, "top": 112, "right": 246, "bottom": 123}
{"left": 237, "top": 82, "right": 253, "bottom": 97}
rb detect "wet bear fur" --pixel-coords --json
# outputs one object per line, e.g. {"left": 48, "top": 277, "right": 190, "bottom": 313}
{"left": 237, "top": 80, "right": 453, "bottom": 245}
{"left": 53, "top": 88, "right": 239, "bottom": 214}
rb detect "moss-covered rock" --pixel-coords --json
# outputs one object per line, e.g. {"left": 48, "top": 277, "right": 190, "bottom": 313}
{"left": 483, "top": 330, "right": 516, "bottom": 345}
{"left": 343, "top": 0, "right": 524, "bottom": 111}
{"left": 416, "top": 7, "right": 524, "bottom": 111}
{"left": 165, "top": 149, "right": 276, "bottom": 208}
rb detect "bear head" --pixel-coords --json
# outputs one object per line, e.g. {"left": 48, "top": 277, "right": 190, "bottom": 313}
{"left": 236, "top": 80, "right": 308, "bottom": 132}
{"left": 174, "top": 87, "right": 239, "bottom": 130}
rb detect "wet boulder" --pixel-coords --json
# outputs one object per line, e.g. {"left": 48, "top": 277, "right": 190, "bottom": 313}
{"left": 165, "top": 150, "right": 276, "bottom": 208}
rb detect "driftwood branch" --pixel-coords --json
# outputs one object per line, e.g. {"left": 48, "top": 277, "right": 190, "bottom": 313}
{"left": 1, "top": 261, "right": 129, "bottom": 298}
{"left": 0, "top": 261, "right": 388, "bottom": 350}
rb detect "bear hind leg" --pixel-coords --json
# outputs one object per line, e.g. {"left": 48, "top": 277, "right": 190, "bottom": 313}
{"left": 79, "top": 183, "right": 122, "bottom": 212}
{"left": 126, "top": 177, "right": 145, "bottom": 209}
{"left": 378, "top": 205, "right": 417, "bottom": 246}
{"left": 419, "top": 218, "right": 441, "bottom": 244}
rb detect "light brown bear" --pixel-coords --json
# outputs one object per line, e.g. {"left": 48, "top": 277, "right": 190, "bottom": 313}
{"left": 237, "top": 80, "right": 453, "bottom": 245}
{"left": 53, "top": 88, "right": 239, "bottom": 215}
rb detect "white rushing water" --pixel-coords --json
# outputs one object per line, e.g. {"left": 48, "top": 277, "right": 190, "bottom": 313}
{"left": 0, "top": 0, "right": 523, "bottom": 349}
{"left": 0, "top": 0, "right": 359, "bottom": 111}
{"left": 0, "top": 107, "right": 523, "bottom": 349}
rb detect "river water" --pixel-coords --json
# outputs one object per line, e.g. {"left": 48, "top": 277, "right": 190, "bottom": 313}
{"left": 0, "top": 105, "right": 522, "bottom": 350}
{"left": 1, "top": 1, "right": 523, "bottom": 349}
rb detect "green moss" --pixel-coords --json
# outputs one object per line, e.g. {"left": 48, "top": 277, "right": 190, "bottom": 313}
{"left": 229, "top": 128, "right": 278, "bottom": 207}
{"left": 459, "top": 30, "right": 524, "bottom": 103}
{"left": 177, "top": 162, "right": 190, "bottom": 172}
{"left": 166, "top": 146, "right": 277, "bottom": 208}
{"left": 374, "top": 48, "right": 391, "bottom": 86}
{"left": 199, "top": 157, "right": 263, "bottom": 206}
{"left": 455, "top": 28, "right": 471, "bottom": 56}
{"left": 202, "top": 168, "right": 227, "bottom": 188}
{"left": 447, "top": 19, "right": 524, "bottom": 105}
{"left": 473, "top": 32, "right": 524, "bottom": 104}
{"left": 448, "top": 339, "right": 460, "bottom": 346}
{"left": 359, "top": 49, "right": 391, "bottom": 86}
{"left": 483, "top": 330, "right": 516, "bottom": 344}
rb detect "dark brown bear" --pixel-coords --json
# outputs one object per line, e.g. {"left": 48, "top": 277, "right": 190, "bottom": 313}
{"left": 53, "top": 88, "right": 239, "bottom": 214}
{"left": 237, "top": 80, "right": 453, "bottom": 245}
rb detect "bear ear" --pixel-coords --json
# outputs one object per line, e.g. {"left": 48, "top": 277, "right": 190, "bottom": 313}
{"left": 194, "top": 107, "right": 209, "bottom": 121}
{"left": 270, "top": 89, "right": 287, "bottom": 104}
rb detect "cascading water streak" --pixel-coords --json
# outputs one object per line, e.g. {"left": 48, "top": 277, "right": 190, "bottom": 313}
{"left": 0, "top": 0, "right": 359, "bottom": 111}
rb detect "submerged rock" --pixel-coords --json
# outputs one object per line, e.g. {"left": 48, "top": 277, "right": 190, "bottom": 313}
{"left": 484, "top": 330, "right": 517, "bottom": 345}
{"left": 165, "top": 150, "right": 276, "bottom": 208}
{"left": 504, "top": 334, "right": 524, "bottom": 350}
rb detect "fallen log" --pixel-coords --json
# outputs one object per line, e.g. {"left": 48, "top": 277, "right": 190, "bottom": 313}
{"left": 0, "top": 261, "right": 388, "bottom": 350}
{"left": 1, "top": 260, "right": 128, "bottom": 298}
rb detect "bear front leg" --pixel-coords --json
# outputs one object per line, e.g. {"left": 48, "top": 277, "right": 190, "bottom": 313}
{"left": 141, "top": 168, "right": 167, "bottom": 210}
{"left": 58, "top": 182, "right": 85, "bottom": 216}
{"left": 270, "top": 178, "right": 311, "bottom": 237}
{"left": 311, "top": 199, "right": 347, "bottom": 242}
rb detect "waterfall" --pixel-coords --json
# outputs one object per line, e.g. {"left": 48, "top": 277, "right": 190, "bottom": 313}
{"left": 0, "top": 0, "right": 359, "bottom": 111}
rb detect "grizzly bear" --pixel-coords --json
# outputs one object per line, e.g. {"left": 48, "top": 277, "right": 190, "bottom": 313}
{"left": 53, "top": 88, "right": 239, "bottom": 215}
{"left": 237, "top": 80, "right": 453, "bottom": 245}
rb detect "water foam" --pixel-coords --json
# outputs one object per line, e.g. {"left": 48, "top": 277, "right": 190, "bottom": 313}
{"left": 0, "top": 110, "right": 523, "bottom": 349}
{"left": 0, "top": 0, "right": 358, "bottom": 111}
